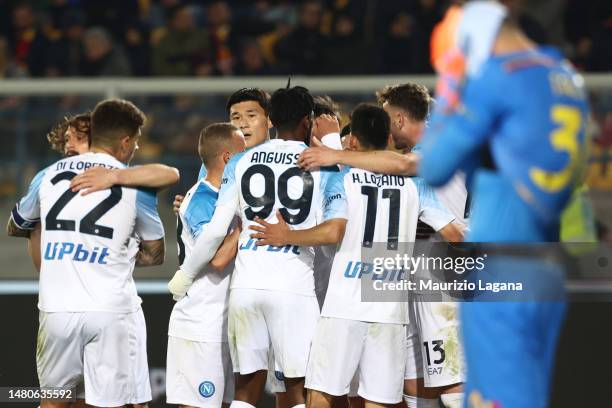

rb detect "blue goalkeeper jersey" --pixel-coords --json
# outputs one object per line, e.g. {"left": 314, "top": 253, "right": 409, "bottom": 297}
{"left": 420, "top": 47, "right": 589, "bottom": 242}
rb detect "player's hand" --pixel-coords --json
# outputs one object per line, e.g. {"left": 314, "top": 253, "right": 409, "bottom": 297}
{"left": 173, "top": 195, "right": 185, "bottom": 215}
{"left": 168, "top": 269, "right": 193, "bottom": 300}
{"left": 249, "top": 210, "right": 290, "bottom": 247}
{"left": 70, "top": 167, "right": 119, "bottom": 195}
{"left": 298, "top": 137, "right": 340, "bottom": 171}
{"left": 312, "top": 114, "right": 340, "bottom": 140}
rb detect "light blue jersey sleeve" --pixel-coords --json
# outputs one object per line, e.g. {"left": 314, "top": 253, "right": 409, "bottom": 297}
{"left": 319, "top": 165, "right": 348, "bottom": 221}
{"left": 135, "top": 188, "right": 165, "bottom": 241}
{"left": 184, "top": 183, "right": 218, "bottom": 239}
{"left": 181, "top": 154, "right": 244, "bottom": 279}
{"left": 420, "top": 63, "right": 502, "bottom": 186}
{"left": 413, "top": 177, "right": 455, "bottom": 231}
{"left": 11, "top": 167, "right": 49, "bottom": 230}
{"left": 216, "top": 152, "right": 244, "bottom": 211}
{"left": 198, "top": 164, "right": 207, "bottom": 180}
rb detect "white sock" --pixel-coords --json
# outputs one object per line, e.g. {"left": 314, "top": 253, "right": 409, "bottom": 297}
{"left": 291, "top": 405, "right": 306, "bottom": 408}
{"left": 440, "top": 392, "right": 463, "bottom": 408}
{"left": 230, "top": 401, "right": 256, "bottom": 408}
{"left": 403, "top": 394, "right": 440, "bottom": 408}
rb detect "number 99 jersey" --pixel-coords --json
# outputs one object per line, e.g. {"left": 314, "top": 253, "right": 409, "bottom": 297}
{"left": 11, "top": 153, "right": 165, "bottom": 313}
{"left": 216, "top": 139, "right": 347, "bottom": 296}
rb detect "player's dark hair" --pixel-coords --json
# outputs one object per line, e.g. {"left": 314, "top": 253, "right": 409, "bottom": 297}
{"left": 226, "top": 88, "right": 271, "bottom": 116}
{"left": 91, "top": 99, "right": 145, "bottom": 146}
{"left": 340, "top": 123, "right": 351, "bottom": 138}
{"left": 269, "top": 86, "right": 314, "bottom": 132}
{"left": 313, "top": 95, "right": 341, "bottom": 119}
{"left": 376, "top": 83, "right": 431, "bottom": 122}
{"left": 199, "top": 122, "right": 240, "bottom": 166}
{"left": 47, "top": 112, "right": 91, "bottom": 153}
{"left": 350, "top": 103, "right": 390, "bottom": 150}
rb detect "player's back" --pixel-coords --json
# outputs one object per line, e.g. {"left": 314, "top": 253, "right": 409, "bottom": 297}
{"left": 225, "top": 139, "right": 345, "bottom": 295}
{"left": 36, "top": 152, "right": 161, "bottom": 312}
{"left": 485, "top": 47, "right": 589, "bottom": 222}
{"left": 322, "top": 167, "right": 427, "bottom": 324}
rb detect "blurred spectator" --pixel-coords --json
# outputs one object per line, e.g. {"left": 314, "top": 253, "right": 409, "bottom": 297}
{"left": 587, "top": 14, "right": 612, "bottom": 71}
{"left": 323, "top": 13, "right": 369, "bottom": 74}
{"left": 0, "top": 0, "right": 609, "bottom": 77}
{"left": 125, "top": 23, "right": 151, "bottom": 76}
{"left": 381, "top": 13, "right": 429, "bottom": 74}
{"left": 11, "top": 3, "right": 49, "bottom": 76}
{"left": 235, "top": 40, "right": 274, "bottom": 76}
{"left": 41, "top": 9, "right": 87, "bottom": 77}
{"left": 80, "top": 27, "right": 131, "bottom": 76}
{"left": 502, "top": 0, "right": 548, "bottom": 44}
{"left": 0, "top": 36, "right": 24, "bottom": 78}
{"left": 81, "top": 0, "right": 141, "bottom": 42}
{"left": 152, "top": 4, "right": 212, "bottom": 76}
{"left": 206, "top": 1, "right": 236, "bottom": 76}
{"left": 275, "top": 0, "right": 327, "bottom": 74}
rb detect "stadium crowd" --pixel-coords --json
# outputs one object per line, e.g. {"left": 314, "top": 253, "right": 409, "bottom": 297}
{"left": 0, "top": 0, "right": 611, "bottom": 79}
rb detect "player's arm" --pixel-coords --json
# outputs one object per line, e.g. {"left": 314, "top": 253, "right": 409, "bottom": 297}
{"left": 250, "top": 211, "right": 346, "bottom": 246}
{"left": 419, "top": 67, "right": 501, "bottom": 186}
{"left": 299, "top": 139, "right": 419, "bottom": 176}
{"left": 209, "top": 225, "right": 240, "bottom": 272}
{"left": 438, "top": 222, "right": 464, "bottom": 243}
{"left": 136, "top": 238, "right": 165, "bottom": 266}
{"left": 251, "top": 166, "right": 348, "bottom": 247}
{"left": 70, "top": 163, "right": 180, "bottom": 195}
{"left": 6, "top": 217, "right": 31, "bottom": 237}
{"left": 134, "top": 188, "right": 166, "bottom": 267}
{"left": 7, "top": 168, "right": 47, "bottom": 238}
{"left": 169, "top": 156, "right": 241, "bottom": 298}
{"left": 415, "top": 177, "right": 463, "bottom": 242}
{"left": 27, "top": 223, "right": 42, "bottom": 271}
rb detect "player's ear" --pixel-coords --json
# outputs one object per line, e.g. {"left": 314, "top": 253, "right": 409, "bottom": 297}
{"left": 266, "top": 117, "right": 273, "bottom": 129}
{"left": 348, "top": 133, "right": 358, "bottom": 150}
{"left": 222, "top": 150, "right": 231, "bottom": 164}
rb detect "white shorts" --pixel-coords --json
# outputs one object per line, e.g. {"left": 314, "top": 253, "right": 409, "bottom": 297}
{"left": 404, "top": 301, "right": 465, "bottom": 387}
{"left": 267, "top": 351, "right": 286, "bottom": 394}
{"left": 305, "top": 317, "right": 406, "bottom": 404}
{"left": 166, "top": 336, "right": 234, "bottom": 407}
{"left": 131, "top": 307, "right": 152, "bottom": 404}
{"left": 228, "top": 288, "right": 319, "bottom": 378}
{"left": 37, "top": 310, "right": 143, "bottom": 407}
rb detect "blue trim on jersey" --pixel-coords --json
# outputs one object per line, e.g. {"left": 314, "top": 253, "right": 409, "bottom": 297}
{"left": 184, "top": 182, "right": 218, "bottom": 239}
{"left": 136, "top": 188, "right": 165, "bottom": 240}
{"left": 413, "top": 177, "right": 446, "bottom": 213}
{"left": 14, "top": 166, "right": 50, "bottom": 226}
{"left": 198, "top": 164, "right": 207, "bottom": 180}
{"left": 320, "top": 165, "right": 348, "bottom": 221}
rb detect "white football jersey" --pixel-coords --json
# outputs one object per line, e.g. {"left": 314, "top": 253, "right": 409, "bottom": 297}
{"left": 321, "top": 167, "right": 455, "bottom": 324}
{"left": 169, "top": 179, "right": 234, "bottom": 342}
{"left": 216, "top": 139, "right": 347, "bottom": 296}
{"left": 11, "top": 152, "right": 165, "bottom": 313}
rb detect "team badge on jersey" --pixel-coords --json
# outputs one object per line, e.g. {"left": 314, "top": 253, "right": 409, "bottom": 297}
{"left": 198, "top": 380, "right": 216, "bottom": 398}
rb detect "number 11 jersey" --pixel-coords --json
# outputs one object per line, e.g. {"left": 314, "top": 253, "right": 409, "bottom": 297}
{"left": 11, "top": 152, "right": 165, "bottom": 313}
{"left": 216, "top": 139, "right": 347, "bottom": 296}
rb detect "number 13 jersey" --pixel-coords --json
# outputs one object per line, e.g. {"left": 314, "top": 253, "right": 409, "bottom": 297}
{"left": 217, "top": 139, "right": 347, "bottom": 296}
{"left": 11, "top": 152, "right": 165, "bottom": 313}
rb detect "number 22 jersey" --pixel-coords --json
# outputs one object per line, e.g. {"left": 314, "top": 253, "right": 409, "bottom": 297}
{"left": 216, "top": 139, "right": 347, "bottom": 296}
{"left": 11, "top": 152, "right": 165, "bottom": 313}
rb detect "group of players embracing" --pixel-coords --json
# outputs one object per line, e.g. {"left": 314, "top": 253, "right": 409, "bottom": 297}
{"left": 9, "top": 82, "right": 466, "bottom": 408}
